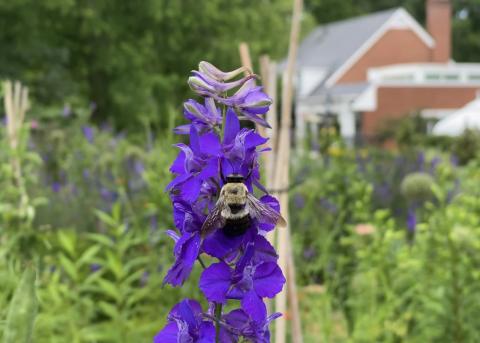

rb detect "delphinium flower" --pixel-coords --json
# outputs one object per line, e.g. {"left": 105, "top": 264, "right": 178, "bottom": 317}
{"left": 156, "top": 62, "right": 285, "bottom": 342}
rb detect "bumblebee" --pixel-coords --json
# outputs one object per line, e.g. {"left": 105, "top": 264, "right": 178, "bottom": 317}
{"left": 201, "top": 174, "right": 286, "bottom": 238}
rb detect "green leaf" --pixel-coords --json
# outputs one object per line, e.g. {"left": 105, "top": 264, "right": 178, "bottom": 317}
{"left": 59, "top": 254, "right": 78, "bottom": 281}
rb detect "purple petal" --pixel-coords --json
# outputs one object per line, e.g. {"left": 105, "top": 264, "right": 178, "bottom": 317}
{"left": 244, "top": 131, "right": 268, "bottom": 150}
{"left": 198, "top": 158, "right": 219, "bottom": 180}
{"left": 179, "top": 177, "right": 202, "bottom": 203}
{"left": 163, "top": 233, "right": 201, "bottom": 286}
{"left": 169, "top": 299, "right": 203, "bottom": 319}
{"left": 200, "top": 132, "right": 221, "bottom": 156}
{"left": 224, "top": 108, "right": 240, "bottom": 145}
{"left": 190, "top": 126, "right": 200, "bottom": 155}
{"left": 170, "top": 151, "right": 186, "bottom": 174}
{"left": 198, "top": 322, "right": 216, "bottom": 343}
{"left": 153, "top": 322, "right": 178, "bottom": 343}
{"left": 253, "top": 262, "right": 285, "bottom": 298}
{"left": 242, "top": 87, "right": 271, "bottom": 108}
{"left": 177, "top": 300, "right": 198, "bottom": 331}
{"left": 165, "top": 230, "right": 180, "bottom": 243}
{"left": 241, "top": 290, "right": 266, "bottom": 323}
{"left": 199, "top": 262, "right": 232, "bottom": 303}
{"left": 173, "top": 124, "right": 191, "bottom": 135}
{"left": 202, "top": 229, "right": 244, "bottom": 258}
{"left": 252, "top": 235, "right": 278, "bottom": 264}
{"left": 165, "top": 173, "right": 190, "bottom": 192}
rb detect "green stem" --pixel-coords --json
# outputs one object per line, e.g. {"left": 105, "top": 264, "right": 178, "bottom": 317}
{"left": 214, "top": 302, "right": 222, "bottom": 342}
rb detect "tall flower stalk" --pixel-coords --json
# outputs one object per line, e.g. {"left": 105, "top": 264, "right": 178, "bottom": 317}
{"left": 155, "top": 61, "right": 285, "bottom": 343}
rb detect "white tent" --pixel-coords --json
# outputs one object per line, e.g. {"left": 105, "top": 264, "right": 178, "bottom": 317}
{"left": 432, "top": 98, "right": 480, "bottom": 136}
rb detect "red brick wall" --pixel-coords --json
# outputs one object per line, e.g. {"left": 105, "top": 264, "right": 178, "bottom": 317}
{"left": 337, "top": 29, "right": 432, "bottom": 84}
{"left": 362, "top": 86, "right": 479, "bottom": 137}
{"left": 427, "top": 0, "right": 451, "bottom": 62}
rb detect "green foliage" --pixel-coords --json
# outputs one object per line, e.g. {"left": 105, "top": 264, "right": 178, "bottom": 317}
{"left": 451, "top": 129, "right": 480, "bottom": 166}
{"left": 294, "top": 148, "right": 480, "bottom": 342}
{"left": 400, "top": 171, "right": 435, "bottom": 202}
{"left": 0, "top": 0, "right": 301, "bottom": 129}
{"left": 4, "top": 265, "right": 37, "bottom": 343}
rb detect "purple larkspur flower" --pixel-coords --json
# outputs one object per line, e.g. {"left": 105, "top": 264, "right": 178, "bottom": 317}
{"left": 82, "top": 126, "right": 94, "bottom": 143}
{"left": 199, "top": 243, "right": 285, "bottom": 322}
{"left": 220, "top": 309, "right": 281, "bottom": 343}
{"left": 175, "top": 98, "right": 222, "bottom": 135}
{"left": 166, "top": 126, "right": 221, "bottom": 203}
{"left": 217, "top": 79, "right": 272, "bottom": 128}
{"left": 154, "top": 299, "right": 215, "bottom": 343}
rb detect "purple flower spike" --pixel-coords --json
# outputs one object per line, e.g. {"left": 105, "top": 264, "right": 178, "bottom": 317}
{"left": 407, "top": 207, "right": 417, "bottom": 232}
{"left": 159, "top": 61, "right": 284, "bottom": 342}
{"left": 82, "top": 126, "right": 94, "bottom": 143}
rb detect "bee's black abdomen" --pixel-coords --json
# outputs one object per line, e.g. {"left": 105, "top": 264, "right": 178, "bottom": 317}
{"left": 222, "top": 215, "right": 251, "bottom": 237}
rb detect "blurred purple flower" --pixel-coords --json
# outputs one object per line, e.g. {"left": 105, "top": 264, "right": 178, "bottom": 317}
{"left": 303, "top": 247, "right": 316, "bottom": 261}
{"left": 293, "top": 194, "right": 305, "bottom": 209}
{"left": 417, "top": 151, "right": 425, "bottom": 171}
{"left": 407, "top": 207, "right": 416, "bottom": 232}
{"left": 320, "top": 198, "right": 337, "bottom": 213}
{"left": 90, "top": 264, "right": 101, "bottom": 272}
{"left": 82, "top": 126, "right": 94, "bottom": 143}
{"left": 51, "top": 182, "right": 62, "bottom": 193}
{"left": 62, "top": 104, "right": 71, "bottom": 117}
{"left": 100, "top": 187, "right": 118, "bottom": 203}
{"left": 140, "top": 271, "right": 149, "bottom": 287}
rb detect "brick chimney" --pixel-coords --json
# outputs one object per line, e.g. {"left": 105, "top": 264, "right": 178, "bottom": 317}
{"left": 426, "top": 0, "right": 451, "bottom": 62}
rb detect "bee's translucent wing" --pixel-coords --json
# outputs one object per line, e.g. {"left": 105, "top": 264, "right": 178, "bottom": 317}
{"left": 246, "top": 193, "right": 286, "bottom": 228}
{"left": 200, "top": 196, "right": 227, "bottom": 239}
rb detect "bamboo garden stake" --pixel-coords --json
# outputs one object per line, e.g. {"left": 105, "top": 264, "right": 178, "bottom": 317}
{"left": 274, "top": 0, "right": 304, "bottom": 342}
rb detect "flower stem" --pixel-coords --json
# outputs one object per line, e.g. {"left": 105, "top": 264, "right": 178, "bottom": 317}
{"left": 197, "top": 256, "right": 207, "bottom": 269}
{"left": 214, "top": 302, "right": 222, "bottom": 342}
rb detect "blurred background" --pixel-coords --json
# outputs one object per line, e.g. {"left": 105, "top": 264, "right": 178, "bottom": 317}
{"left": 2, "top": 0, "right": 480, "bottom": 342}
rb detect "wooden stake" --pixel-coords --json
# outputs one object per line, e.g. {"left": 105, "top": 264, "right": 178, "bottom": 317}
{"left": 274, "top": 0, "right": 304, "bottom": 342}
{"left": 239, "top": 42, "right": 266, "bottom": 138}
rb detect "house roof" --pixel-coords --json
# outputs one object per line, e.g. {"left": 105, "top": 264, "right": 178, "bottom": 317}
{"left": 296, "top": 8, "right": 400, "bottom": 72}
{"left": 288, "top": 7, "right": 435, "bottom": 93}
